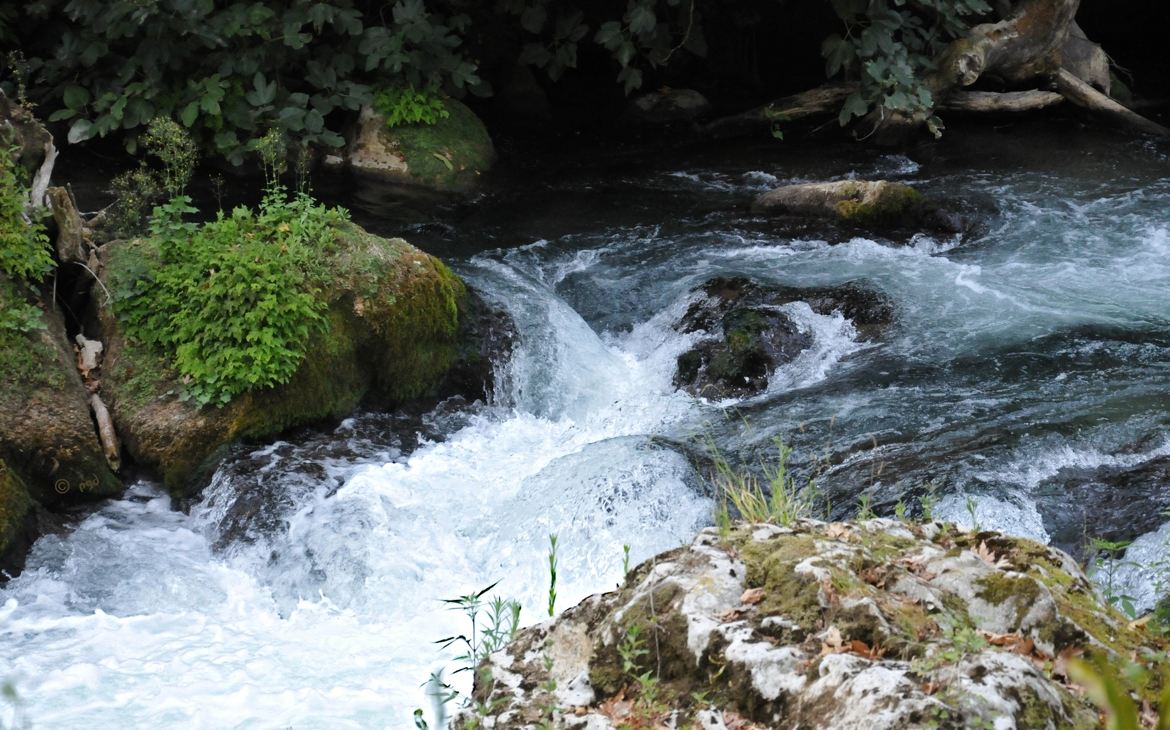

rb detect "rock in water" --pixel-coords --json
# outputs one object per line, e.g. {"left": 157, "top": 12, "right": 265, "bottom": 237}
{"left": 96, "top": 224, "right": 513, "bottom": 497}
{"left": 335, "top": 98, "right": 495, "bottom": 191}
{"left": 674, "top": 277, "right": 892, "bottom": 399}
{"left": 458, "top": 520, "right": 1163, "bottom": 729}
{"left": 752, "top": 180, "right": 960, "bottom": 233}
{"left": 626, "top": 88, "right": 711, "bottom": 126}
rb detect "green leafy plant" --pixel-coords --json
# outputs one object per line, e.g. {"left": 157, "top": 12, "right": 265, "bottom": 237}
{"left": 1068, "top": 654, "right": 1170, "bottom": 730}
{"left": 547, "top": 533, "right": 559, "bottom": 617}
{"left": 116, "top": 186, "right": 347, "bottom": 406}
{"left": 821, "top": 0, "right": 992, "bottom": 134}
{"left": 23, "top": 0, "right": 483, "bottom": 164}
{"left": 373, "top": 85, "right": 449, "bottom": 128}
{"left": 1087, "top": 537, "right": 1141, "bottom": 620}
{"left": 429, "top": 582, "right": 522, "bottom": 726}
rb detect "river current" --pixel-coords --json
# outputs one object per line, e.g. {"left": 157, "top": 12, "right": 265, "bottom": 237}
{"left": 4, "top": 123, "right": 1170, "bottom": 727}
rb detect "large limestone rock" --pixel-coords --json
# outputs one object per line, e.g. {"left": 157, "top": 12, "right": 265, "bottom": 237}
{"left": 337, "top": 98, "right": 495, "bottom": 191}
{"left": 97, "top": 223, "right": 512, "bottom": 496}
{"left": 459, "top": 520, "right": 1165, "bottom": 729}
{"left": 753, "top": 180, "right": 960, "bottom": 233}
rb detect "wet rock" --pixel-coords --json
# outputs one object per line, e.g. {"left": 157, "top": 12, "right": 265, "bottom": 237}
{"left": 1037, "top": 454, "right": 1170, "bottom": 559}
{"left": 458, "top": 520, "right": 1159, "bottom": 729}
{"left": 97, "top": 224, "right": 513, "bottom": 497}
{"left": 626, "top": 88, "right": 711, "bottom": 126}
{"left": 674, "top": 277, "right": 892, "bottom": 399}
{"left": 752, "top": 180, "right": 960, "bottom": 234}
{"left": 331, "top": 98, "right": 495, "bottom": 191}
{"left": 0, "top": 458, "right": 37, "bottom": 579}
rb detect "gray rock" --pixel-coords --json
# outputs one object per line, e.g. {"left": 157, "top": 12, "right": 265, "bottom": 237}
{"left": 455, "top": 520, "right": 1149, "bottom": 729}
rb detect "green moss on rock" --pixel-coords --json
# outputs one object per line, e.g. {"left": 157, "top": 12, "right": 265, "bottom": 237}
{"left": 387, "top": 98, "right": 495, "bottom": 190}
{"left": 99, "top": 221, "right": 485, "bottom": 495}
{"left": 0, "top": 458, "right": 35, "bottom": 574}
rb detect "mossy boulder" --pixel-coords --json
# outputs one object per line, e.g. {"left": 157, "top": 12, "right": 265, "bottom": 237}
{"left": 0, "top": 280, "right": 122, "bottom": 507}
{"left": 674, "top": 277, "right": 893, "bottom": 399}
{"left": 460, "top": 520, "right": 1166, "bottom": 729}
{"left": 338, "top": 98, "right": 495, "bottom": 191}
{"left": 752, "top": 180, "right": 960, "bottom": 233}
{"left": 626, "top": 88, "right": 711, "bottom": 126}
{"left": 97, "top": 223, "right": 512, "bottom": 496}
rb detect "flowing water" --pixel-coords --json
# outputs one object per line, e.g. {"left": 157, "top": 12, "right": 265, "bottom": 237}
{"left": 4, "top": 122, "right": 1170, "bottom": 727}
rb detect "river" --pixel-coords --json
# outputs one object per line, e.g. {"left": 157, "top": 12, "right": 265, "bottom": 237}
{"left": 3, "top": 120, "right": 1170, "bottom": 727}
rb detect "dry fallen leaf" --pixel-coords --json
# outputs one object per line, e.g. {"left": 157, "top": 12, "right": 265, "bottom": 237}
{"left": 740, "top": 587, "right": 766, "bottom": 605}
{"left": 975, "top": 540, "right": 1014, "bottom": 569}
{"left": 826, "top": 522, "right": 852, "bottom": 540}
{"left": 718, "top": 607, "right": 748, "bottom": 622}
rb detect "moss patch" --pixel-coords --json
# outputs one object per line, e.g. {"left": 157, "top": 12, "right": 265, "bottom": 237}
{"left": 381, "top": 97, "right": 494, "bottom": 190}
{"left": 835, "top": 182, "right": 925, "bottom": 226}
{"left": 0, "top": 459, "right": 33, "bottom": 564}
{"left": 100, "top": 219, "right": 479, "bottom": 495}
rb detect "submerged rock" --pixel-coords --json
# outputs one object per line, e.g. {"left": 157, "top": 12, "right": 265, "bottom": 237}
{"left": 459, "top": 520, "right": 1164, "bottom": 729}
{"left": 674, "top": 277, "right": 892, "bottom": 399}
{"left": 752, "top": 180, "right": 961, "bottom": 233}
{"left": 97, "top": 223, "right": 513, "bottom": 497}
{"left": 335, "top": 98, "right": 495, "bottom": 191}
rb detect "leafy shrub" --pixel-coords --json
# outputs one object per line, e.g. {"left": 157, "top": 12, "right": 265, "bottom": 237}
{"left": 21, "top": 0, "right": 482, "bottom": 164}
{"left": 0, "top": 152, "right": 52, "bottom": 284}
{"left": 821, "top": 0, "right": 992, "bottom": 133}
{"left": 117, "top": 190, "right": 348, "bottom": 407}
{"left": 102, "top": 118, "right": 197, "bottom": 238}
{"left": 0, "top": 149, "right": 52, "bottom": 335}
{"left": 373, "top": 85, "right": 450, "bottom": 128}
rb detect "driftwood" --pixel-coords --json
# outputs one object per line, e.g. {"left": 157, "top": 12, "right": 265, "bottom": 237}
{"left": 1054, "top": 69, "right": 1170, "bottom": 137}
{"left": 702, "top": 85, "right": 854, "bottom": 137}
{"left": 704, "top": 0, "right": 1169, "bottom": 140}
{"left": 90, "top": 394, "right": 121, "bottom": 472}
{"left": 940, "top": 90, "right": 1064, "bottom": 113}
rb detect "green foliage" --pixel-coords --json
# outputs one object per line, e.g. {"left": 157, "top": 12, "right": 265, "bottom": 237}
{"left": 20, "top": 0, "right": 482, "bottom": 164}
{"left": 102, "top": 118, "right": 197, "bottom": 238}
{"left": 373, "top": 86, "right": 449, "bottom": 128}
{"left": 141, "top": 117, "right": 197, "bottom": 199}
{"left": 0, "top": 149, "right": 52, "bottom": 336}
{"left": 429, "top": 582, "right": 522, "bottom": 725}
{"left": 547, "top": 533, "right": 559, "bottom": 617}
{"left": 822, "top": 0, "right": 992, "bottom": 133}
{"left": 1068, "top": 654, "right": 1170, "bottom": 730}
{"left": 0, "top": 153, "right": 52, "bottom": 285}
{"left": 710, "top": 438, "right": 821, "bottom": 528}
{"left": 116, "top": 188, "right": 348, "bottom": 407}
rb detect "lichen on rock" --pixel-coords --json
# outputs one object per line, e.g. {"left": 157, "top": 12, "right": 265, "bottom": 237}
{"left": 752, "top": 180, "right": 961, "bottom": 233}
{"left": 458, "top": 520, "right": 1166, "bottom": 729}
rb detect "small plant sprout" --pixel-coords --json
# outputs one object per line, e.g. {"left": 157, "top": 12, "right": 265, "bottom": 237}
{"left": 855, "top": 493, "right": 876, "bottom": 520}
{"left": 622, "top": 544, "right": 632, "bottom": 576}
{"left": 965, "top": 495, "right": 982, "bottom": 532}
{"left": 894, "top": 498, "right": 908, "bottom": 522}
{"left": 547, "top": 533, "right": 559, "bottom": 618}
